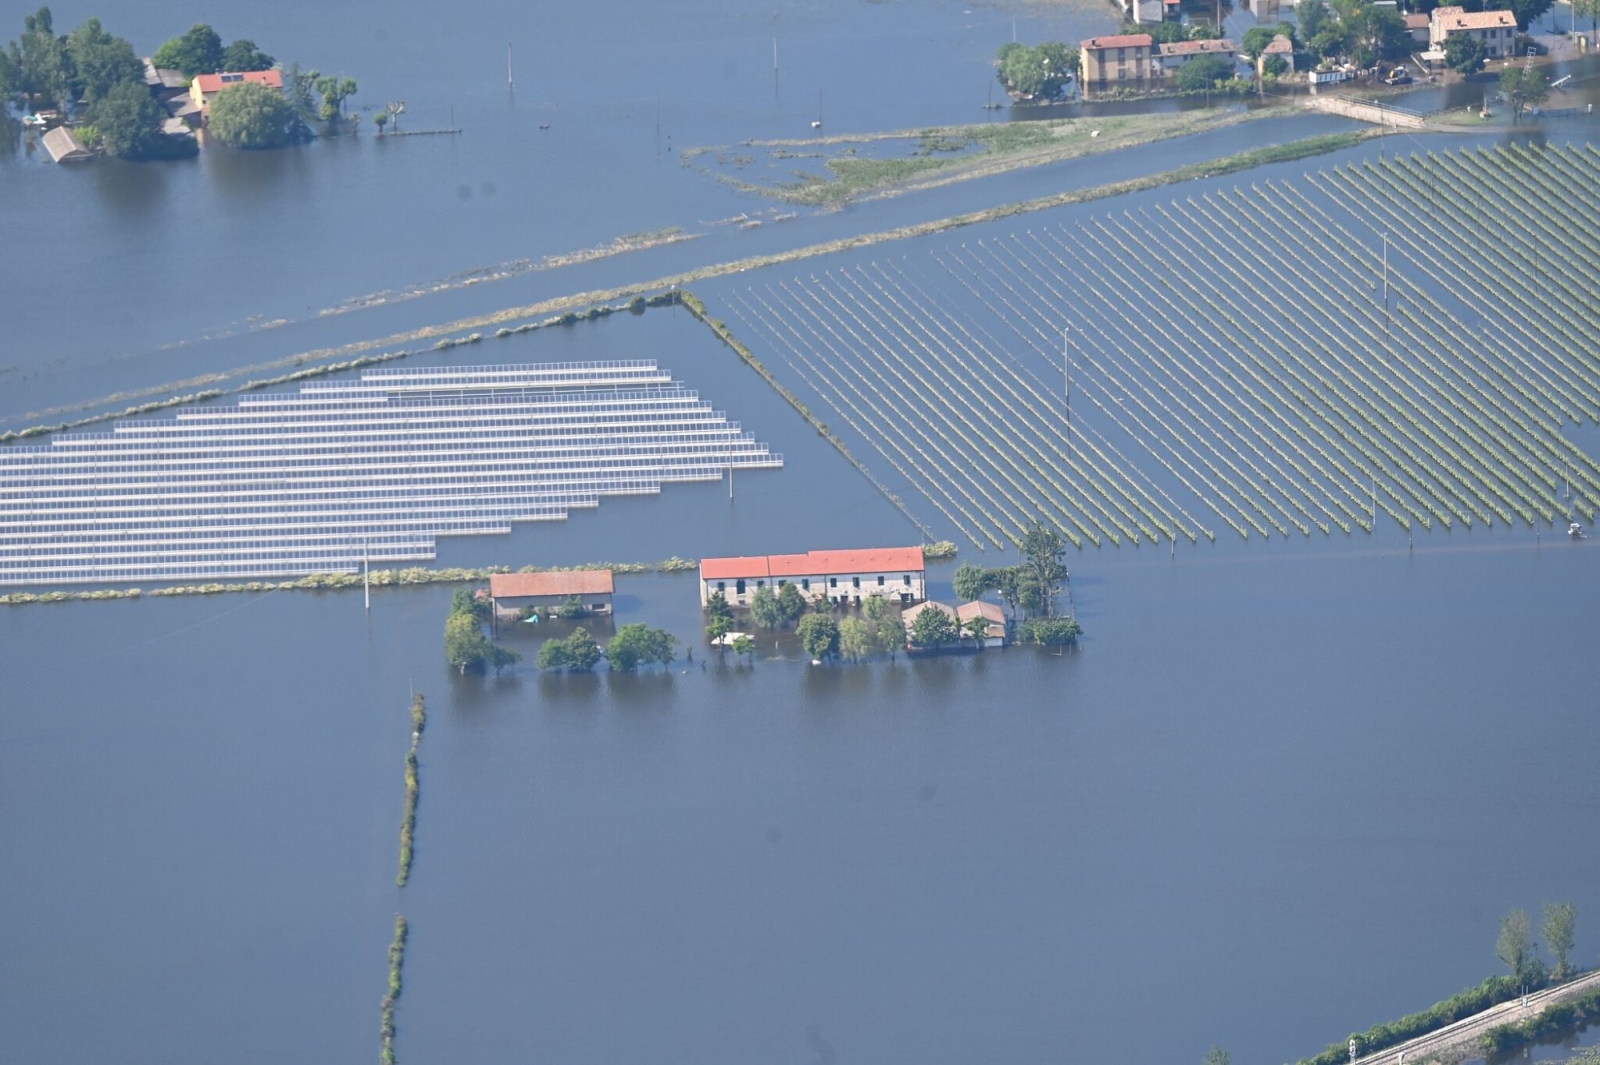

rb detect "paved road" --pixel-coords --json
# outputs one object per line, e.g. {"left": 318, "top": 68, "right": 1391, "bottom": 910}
{"left": 1346, "top": 969, "right": 1600, "bottom": 1065}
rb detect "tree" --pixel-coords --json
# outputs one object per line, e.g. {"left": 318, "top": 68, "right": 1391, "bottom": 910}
{"left": 314, "top": 74, "right": 357, "bottom": 123}
{"left": 776, "top": 582, "right": 807, "bottom": 626}
{"left": 707, "top": 612, "right": 732, "bottom": 648}
{"left": 1501, "top": 64, "right": 1549, "bottom": 122}
{"left": 0, "top": 47, "right": 15, "bottom": 97}
{"left": 152, "top": 24, "right": 223, "bottom": 78}
{"left": 1138, "top": 20, "right": 1191, "bottom": 43}
{"left": 953, "top": 560, "right": 989, "bottom": 602}
{"left": 963, "top": 614, "right": 992, "bottom": 649}
{"left": 909, "top": 605, "right": 958, "bottom": 649}
{"left": 446, "top": 612, "right": 490, "bottom": 673}
{"left": 1309, "top": 26, "right": 1348, "bottom": 59}
{"left": 1021, "top": 519, "right": 1067, "bottom": 617}
{"left": 536, "top": 637, "right": 571, "bottom": 671}
{"left": 220, "top": 39, "right": 274, "bottom": 72}
{"left": 996, "top": 41, "right": 1075, "bottom": 97}
{"left": 1297, "top": 0, "right": 1332, "bottom": 40}
{"left": 539, "top": 627, "right": 601, "bottom": 672}
{"left": 1263, "top": 55, "right": 1290, "bottom": 76}
{"left": 706, "top": 590, "right": 734, "bottom": 623}
{"left": 385, "top": 100, "right": 405, "bottom": 132}
{"left": 451, "top": 587, "right": 490, "bottom": 621}
{"left": 749, "top": 585, "right": 782, "bottom": 630}
{"left": 1444, "top": 34, "right": 1487, "bottom": 75}
{"left": 1202, "top": 1048, "right": 1232, "bottom": 1065}
{"left": 1541, "top": 902, "right": 1576, "bottom": 980}
{"left": 207, "top": 80, "right": 294, "bottom": 148}
{"left": 1022, "top": 616, "right": 1083, "bottom": 645}
{"left": 1174, "top": 53, "right": 1236, "bottom": 91}
{"left": 90, "top": 79, "right": 163, "bottom": 157}
{"left": 66, "top": 18, "right": 141, "bottom": 105}
{"left": 373, "top": 109, "right": 389, "bottom": 133}
{"left": 13, "top": 7, "right": 73, "bottom": 109}
{"left": 1495, "top": 908, "right": 1541, "bottom": 986}
{"left": 1242, "top": 26, "right": 1281, "bottom": 59}
{"left": 797, "top": 613, "right": 840, "bottom": 661}
{"left": 730, "top": 634, "right": 756, "bottom": 659}
{"left": 838, "top": 616, "right": 874, "bottom": 661}
{"left": 877, "top": 614, "right": 907, "bottom": 658}
{"left": 606, "top": 623, "right": 676, "bottom": 671}
{"left": 1576, "top": 0, "right": 1600, "bottom": 35}
{"left": 1506, "top": 0, "right": 1553, "bottom": 28}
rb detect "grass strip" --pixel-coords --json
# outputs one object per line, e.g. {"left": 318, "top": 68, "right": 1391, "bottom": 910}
{"left": 380, "top": 914, "right": 408, "bottom": 1064}
{"left": 396, "top": 694, "right": 425, "bottom": 887}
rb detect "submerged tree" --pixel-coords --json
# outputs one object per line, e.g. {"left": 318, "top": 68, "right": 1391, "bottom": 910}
{"left": 207, "top": 80, "right": 294, "bottom": 148}
{"left": 797, "top": 613, "right": 839, "bottom": 662}
{"left": 606, "top": 623, "right": 676, "bottom": 671}
{"left": 1541, "top": 901, "right": 1576, "bottom": 980}
{"left": 91, "top": 79, "right": 163, "bottom": 157}
{"left": 909, "top": 606, "right": 958, "bottom": 650}
{"left": 776, "top": 582, "right": 807, "bottom": 626}
{"left": 749, "top": 585, "right": 781, "bottom": 630}
{"left": 445, "top": 611, "right": 519, "bottom": 674}
{"left": 1495, "top": 908, "right": 1543, "bottom": 987}
{"left": 152, "top": 23, "right": 224, "bottom": 78}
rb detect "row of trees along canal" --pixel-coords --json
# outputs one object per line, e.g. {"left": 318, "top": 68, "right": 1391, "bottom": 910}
{"left": 711, "top": 520, "right": 1082, "bottom": 663}
{"left": 0, "top": 6, "right": 373, "bottom": 156}
{"left": 1294, "top": 902, "right": 1585, "bottom": 1065}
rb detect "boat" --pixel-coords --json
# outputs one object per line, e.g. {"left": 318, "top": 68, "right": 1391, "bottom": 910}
{"left": 1570, "top": 522, "right": 1586, "bottom": 539}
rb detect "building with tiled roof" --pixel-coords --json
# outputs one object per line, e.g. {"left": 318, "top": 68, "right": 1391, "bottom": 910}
{"left": 699, "top": 547, "right": 926, "bottom": 607}
{"left": 1158, "top": 37, "right": 1239, "bottom": 75}
{"left": 1258, "top": 33, "right": 1296, "bottom": 75}
{"left": 190, "top": 69, "right": 285, "bottom": 118}
{"left": 488, "top": 570, "right": 614, "bottom": 618}
{"left": 1429, "top": 7, "right": 1519, "bottom": 57}
{"left": 1080, "top": 33, "right": 1158, "bottom": 93}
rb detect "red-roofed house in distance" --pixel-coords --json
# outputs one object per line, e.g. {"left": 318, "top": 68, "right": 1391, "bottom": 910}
{"left": 488, "top": 570, "right": 614, "bottom": 620}
{"left": 1429, "top": 7, "right": 1518, "bottom": 58}
{"left": 699, "top": 547, "right": 925, "bottom": 608}
{"left": 190, "top": 69, "right": 284, "bottom": 119}
{"left": 1079, "top": 34, "right": 1156, "bottom": 95}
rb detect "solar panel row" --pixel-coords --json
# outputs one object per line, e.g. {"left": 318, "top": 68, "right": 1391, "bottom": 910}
{"left": 0, "top": 362, "right": 782, "bottom": 585}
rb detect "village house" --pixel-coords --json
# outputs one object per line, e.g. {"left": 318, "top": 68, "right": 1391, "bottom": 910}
{"left": 1121, "top": 0, "right": 1182, "bottom": 24}
{"left": 1079, "top": 33, "right": 1158, "bottom": 93}
{"left": 487, "top": 570, "right": 614, "bottom": 620}
{"left": 1429, "top": 7, "right": 1519, "bottom": 58}
{"left": 956, "top": 600, "right": 1009, "bottom": 648}
{"left": 1403, "top": 12, "right": 1432, "bottom": 47}
{"left": 1158, "top": 38, "right": 1240, "bottom": 77}
{"left": 1258, "top": 34, "right": 1296, "bottom": 75}
{"left": 190, "top": 69, "right": 284, "bottom": 119}
{"left": 699, "top": 547, "right": 927, "bottom": 608}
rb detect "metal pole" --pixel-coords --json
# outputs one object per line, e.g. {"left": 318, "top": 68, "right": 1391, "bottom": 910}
{"left": 507, "top": 42, "right": 513, "bottom": 90}
{"left": 364, "top": 538, "right": 370, "bottom": 612}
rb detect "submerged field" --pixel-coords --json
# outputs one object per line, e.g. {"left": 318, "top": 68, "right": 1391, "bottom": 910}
{"left": 714, "top": 143, "right": 1600, "bottom": 552}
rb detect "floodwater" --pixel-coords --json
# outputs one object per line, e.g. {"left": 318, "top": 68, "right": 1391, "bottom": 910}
{"left": 4, "top": 0, "right": 1600, "bottom": 1063}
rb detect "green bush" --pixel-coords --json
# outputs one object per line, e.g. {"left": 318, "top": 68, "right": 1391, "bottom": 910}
{"left": 1299, "top": 975, "right": 1524, "bottom": 1065}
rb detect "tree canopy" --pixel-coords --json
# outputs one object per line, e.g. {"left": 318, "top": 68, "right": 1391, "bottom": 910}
{"left": 749, "top": 585, "right": 782, "bottom": 630}
{"left": 1500, "top": 64, "right": 1549, "bottom": 122}
{"left": 445, "top": 611, "right": 519, "bottom": 674}
{"left": 797, "top": 614, "right": 840, "bottom": 661}
{"left": 220, "top": 38, "right": 274, "bottom": 72}
{"left": 536, "top": 627, "right": 603, "bottom": 672}
{"left": 9, "top": 7, "right": 74, "bottom": 108}
{"left": 207, "top": 80, "right": 294, "bottom": 148}
{"left": 1541, "top": 901, "right": 1576, "bottom": 979}
{"left": 996, "top": 40, "right": 1077, "bottom": 97}
{"left": 909, "top": 605, "right": 959, "bottom": 649}
{"left": 1174, "top": 53, "right": 1237, "bottom": 91}
{"left": 66, "top": 18, "right": 141, "bottom": 104}
{"left": 1444, "top": 34, "right": 1487, "bottom": 75}
{"left": 152, "top": 23, "right": 223, "bottom": 78}
{"left": 606, "top": 623, "right": 677, "bottom": 671}
{"left": 1494, "top": 908, "right": 1545, "bottom": 987}
{"left": 1242, "top": 24, "right": 1295, "bottom": 59}
{"left": 91, "top": 79, "right": 163, "bottom": 157}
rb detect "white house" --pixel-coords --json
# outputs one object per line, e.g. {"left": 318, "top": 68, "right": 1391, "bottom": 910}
{"left": 699, "top": 547, "right": 926, "bottom": 608}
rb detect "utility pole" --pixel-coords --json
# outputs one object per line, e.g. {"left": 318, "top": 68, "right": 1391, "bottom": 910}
{"left": 507, "top": 42, "right": 513, "bottom": 91}
{"left": 363, "top": 538, "right": 371, "bottom": 612}
{"left": 655, "top": 92, "right": 661, "bottom": 158}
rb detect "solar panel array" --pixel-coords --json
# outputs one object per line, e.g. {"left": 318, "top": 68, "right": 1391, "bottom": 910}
{"left": 0, "top": 361, "right": 783, "bottom": 586}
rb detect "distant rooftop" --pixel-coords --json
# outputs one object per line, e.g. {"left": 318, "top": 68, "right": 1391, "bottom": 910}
{"left": 1082, "top": 33, "right": 1155, "bottom": 50}
{"left": 1432, "top": 7, "right": 1516, "bottom": 29}
{"left": 193, "top": 70, "right": 284, "bottom": 93}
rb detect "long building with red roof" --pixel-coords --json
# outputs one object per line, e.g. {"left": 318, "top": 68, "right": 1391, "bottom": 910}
{"left": 699, "top": 547, "right": 925, "bottom": 608}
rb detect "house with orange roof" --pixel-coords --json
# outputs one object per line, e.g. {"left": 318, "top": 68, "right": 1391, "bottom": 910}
{"left": 1429, "top": 7, "right": 1518, "bottom": 58}
{"left": 1079, "top": 33, "right": 1157, "bottom": 94}
{"left": 488, "top": 570, "right": 614, "bottom": 619}
{"left": 699, "top": 547, "right": 926, "bottom": 608}
{"left": 190, "top": 69, "right": 285, "bottom": 119}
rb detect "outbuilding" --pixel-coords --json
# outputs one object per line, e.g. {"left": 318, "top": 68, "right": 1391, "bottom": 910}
{"left": 488, "top": 570, "right": 614, "bottom": 619}
{"left": 956, "top": 601, "right": 1009, "bottom": 647}
{"left": 41, "top": 127, "right": 93, "bottom": 163}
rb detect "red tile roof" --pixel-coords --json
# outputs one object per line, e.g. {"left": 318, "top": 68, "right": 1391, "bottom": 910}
{"left": 194, "top": 70, "right": 283, "bottom": 93}
{"left": 956, "top": 601, "right": 1007, "bottom": 626}
{"left": 489, "top": 570, "right": 614, "bottom": 598}
{"left": 1082, "top": 33, "right": 1155, "bottom": 50}
{"left": 1160, "top": 38, "right": 1237, "bottom": 55}
{"left": 700, "top": 556, "right": 770, "bottom": 581}
{"left": 1433, "top": 6, "right": 1516, "bottom": 29}
{"left": 1403, "top": 13, "right": 1431, "bottom": 27}
{"left": 702, "top": 547, "right": 924, "bottom": 581}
